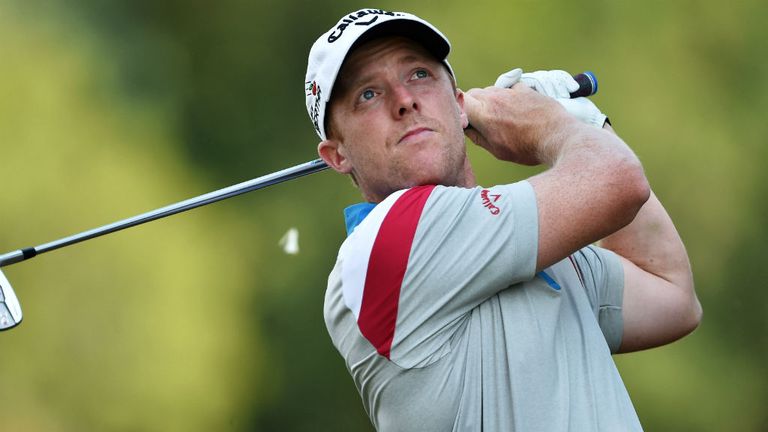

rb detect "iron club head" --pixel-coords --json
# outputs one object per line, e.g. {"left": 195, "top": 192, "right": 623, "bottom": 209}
{"left": 0, "top": 269, "right": 23, "bottom": 330}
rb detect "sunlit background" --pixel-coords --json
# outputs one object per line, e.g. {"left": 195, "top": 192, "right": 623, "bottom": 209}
{"left": 1, "top": 1, "right": 766, "bottom": 430}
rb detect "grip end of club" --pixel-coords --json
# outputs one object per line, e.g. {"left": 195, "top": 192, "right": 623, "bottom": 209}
{"left": 570, "top": 71, "right": 598, "bottom": 98}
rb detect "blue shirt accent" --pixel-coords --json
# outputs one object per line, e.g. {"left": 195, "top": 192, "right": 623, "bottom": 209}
{"left": 537, "top": 271, "right": 561, "bottom": 291}
{"left": 344, "top": 202, "right": 377, "bottom": 236}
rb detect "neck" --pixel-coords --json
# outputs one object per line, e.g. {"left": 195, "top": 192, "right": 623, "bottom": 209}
{"left": 359, "top": 158, "right": 477, "bottom": 203}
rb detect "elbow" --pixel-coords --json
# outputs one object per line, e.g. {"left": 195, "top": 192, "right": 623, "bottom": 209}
{"left": 625, "top": 158, "right": 651, "bottom": 211}
{"left": 675, "top": 300, "right": 703, "bottom": 342}
{"left": 613, "top": 156, "right": 651, "bottom": 225}
{"left": 677, "top": 283, "right": 703, "bottom": 339}
{"left": 681, "top": 269, "right": 701, "bottom": 334}
{"left": 686, "top": 295, "right": 703, "bottom": 334}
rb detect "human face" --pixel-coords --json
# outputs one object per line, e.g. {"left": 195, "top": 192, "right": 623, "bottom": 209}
{"left": 319, "top": 37, "right": 472, "bottom": 203}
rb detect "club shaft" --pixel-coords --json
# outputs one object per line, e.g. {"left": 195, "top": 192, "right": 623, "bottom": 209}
{"left": 0, "top": 158, "right": 329, "bottom": 267}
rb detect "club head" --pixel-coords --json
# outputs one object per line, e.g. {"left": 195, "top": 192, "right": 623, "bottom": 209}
{"left": 0, "top": 269, "right": 23, "bottom": 331}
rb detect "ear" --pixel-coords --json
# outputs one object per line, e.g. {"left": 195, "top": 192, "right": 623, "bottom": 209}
{"left": 455, "top": 88, "right": 469, "bottom": 129}
{"left": 318, "top": 139, "right": 353, "bottom": 174}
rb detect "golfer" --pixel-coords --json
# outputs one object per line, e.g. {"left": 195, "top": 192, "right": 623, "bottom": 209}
{"left": 305, "top": 9, "right": 701, "bottom": 431}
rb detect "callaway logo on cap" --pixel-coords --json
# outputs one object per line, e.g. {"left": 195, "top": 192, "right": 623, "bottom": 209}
{"left": 304, "top": 9, "right": 454, "bottom": 140}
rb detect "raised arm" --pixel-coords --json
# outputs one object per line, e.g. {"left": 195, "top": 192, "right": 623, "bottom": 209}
{"left": 464, "top": 84, "right": 700, "bottom": 350}
{"left": 463, "top": 84, "right": 650, "bottom": 271}
{"left": 595, "top": 126, "right": 701, "bottom": 351}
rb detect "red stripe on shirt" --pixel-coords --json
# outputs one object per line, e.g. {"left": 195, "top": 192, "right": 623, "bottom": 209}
{"left": 358, "top": 185, "right": 435, "bottom": 359}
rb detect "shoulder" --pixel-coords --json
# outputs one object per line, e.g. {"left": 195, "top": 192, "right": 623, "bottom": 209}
{"left": 343, "top": 182, "right": 537, "bottom": 252}
{"left": 356, "top": 182, "right": 535, "bottom": 232}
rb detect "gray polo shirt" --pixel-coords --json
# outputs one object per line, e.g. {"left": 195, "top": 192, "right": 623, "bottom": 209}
{"left": 324, "top": 181, "right": 642, "bottom": 431}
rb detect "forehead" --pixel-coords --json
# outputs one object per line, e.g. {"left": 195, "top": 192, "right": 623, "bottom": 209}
{"left": 334, "top": 36, "right": 440, "bottom": 93}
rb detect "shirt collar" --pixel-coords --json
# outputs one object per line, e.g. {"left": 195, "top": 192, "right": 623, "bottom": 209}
{"left": 343, "top": 202, "right": 376, "bottom": 236}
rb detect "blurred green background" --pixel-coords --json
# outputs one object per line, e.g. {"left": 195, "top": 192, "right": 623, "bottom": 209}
{"left": 1, "top": 0, "right": 765, "bottom": 430}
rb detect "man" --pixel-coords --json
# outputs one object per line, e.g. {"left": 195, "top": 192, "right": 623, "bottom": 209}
{"left": 305, "top": 9, "right": 701, "bottom": 431}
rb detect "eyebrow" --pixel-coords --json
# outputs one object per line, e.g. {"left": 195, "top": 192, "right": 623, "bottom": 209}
{"left": 339, "top": 54, "right": 435, "bottom": 98}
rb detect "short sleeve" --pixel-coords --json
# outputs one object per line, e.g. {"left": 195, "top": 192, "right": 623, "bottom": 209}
{"left": 403, "top": 182, "right": 539, "bottom": 308}
{"left": 388, "top": 182, "right": 540, "bottom": 366}
{"left": 570, "top": 246, "right": 625, "bottom": 353}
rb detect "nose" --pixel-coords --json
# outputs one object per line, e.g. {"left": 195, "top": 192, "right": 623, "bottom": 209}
{"left": 391, "top": 84, "right": 419, "bottom": 118}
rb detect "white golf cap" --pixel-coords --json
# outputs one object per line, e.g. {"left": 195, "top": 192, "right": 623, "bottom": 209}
{"left": 305, "top": 9, "right": 453, "bottom": 140}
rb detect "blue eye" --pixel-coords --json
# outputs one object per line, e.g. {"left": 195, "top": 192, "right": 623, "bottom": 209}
{"left": 362, "top": 89, "right": 375, "bottom": 100}
{"left": 414, "top": 69, "right": 428, "bottom": 79}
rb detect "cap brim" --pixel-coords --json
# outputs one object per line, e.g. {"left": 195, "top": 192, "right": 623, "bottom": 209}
{"left": 348, "top": 19, "right": 450, "bottom": 67}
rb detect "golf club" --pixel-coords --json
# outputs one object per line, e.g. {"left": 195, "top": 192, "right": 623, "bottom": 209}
{"left": 0, "top": 270, "right": 22, "bottom": 330}
{"left": 0, "top": 158, "right": 329, "bottom": 330}
{"left": 0, "top": 71, "right": 598, "bottom": 331}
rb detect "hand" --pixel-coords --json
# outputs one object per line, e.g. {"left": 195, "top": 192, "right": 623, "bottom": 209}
{"left": 519, "top": 69, "right": 580, "bottom": 98}
{"left": 463, "top": 84, "right": 582, "bottom": 166}
{"left": 495, "top": 68, "right": 609, "bottom": 128}
{"left": 557, "top": 97, "right": 609, "bottom": 129}
{"left": 493, "top": 68, "right": 523, "bottom": 89}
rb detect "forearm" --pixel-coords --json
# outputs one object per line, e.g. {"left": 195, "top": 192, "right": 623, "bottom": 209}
{"left": 597, "top": 124, "right": 693, "bottom": 291}
{"left": 464, "top": 85, "right": 650, "bottom": 270}
{"left": 528, "top": 124, "right": 650, "bottom": 270}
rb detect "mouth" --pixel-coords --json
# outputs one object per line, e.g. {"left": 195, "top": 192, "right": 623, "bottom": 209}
{"left": 398, "top": 127, "right": 434, "bottom": 144}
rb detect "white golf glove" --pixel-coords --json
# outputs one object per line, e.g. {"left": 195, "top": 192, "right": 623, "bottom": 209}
{"left": 493, "top": 68, "right": 523, "bottom": 88}
{"left": 556, "top": 97, "right": 609, "bottom": 128}
{"left": 494, "top": 68, "right": 609, "bottom": 128}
